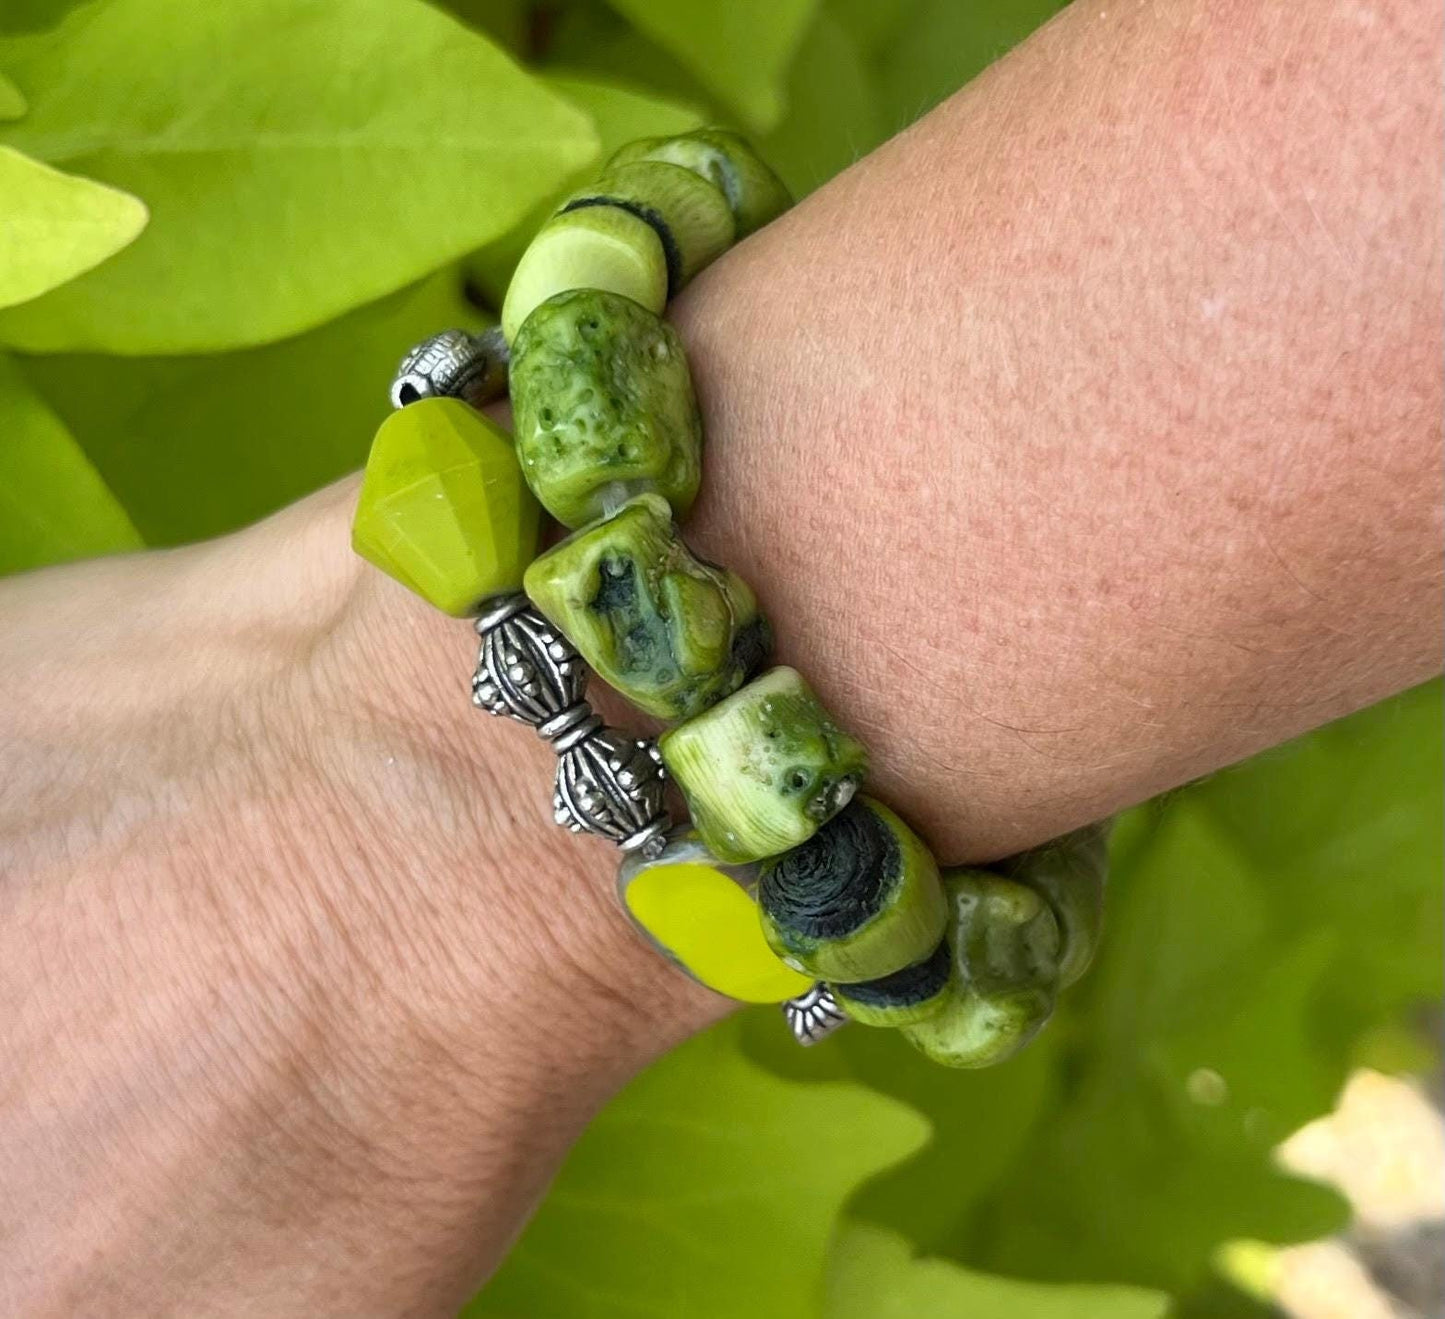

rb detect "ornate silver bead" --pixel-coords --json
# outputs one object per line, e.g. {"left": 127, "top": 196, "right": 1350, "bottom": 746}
{"left": 554, "top": 733, "right": 669, "bottom": 856}
{"left": 391, "top": 326, "right": 509, "bottom": 410}
{"left": 472, "top": 595, "right": 588, "bottom": 727}
{"left": 782, "top": 983, "right": 849, "bottom": 1046}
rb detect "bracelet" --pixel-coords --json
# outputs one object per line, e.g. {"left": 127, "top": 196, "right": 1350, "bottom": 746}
{"left": 351, "top": 127, "right": 1106, "bottom": 1063}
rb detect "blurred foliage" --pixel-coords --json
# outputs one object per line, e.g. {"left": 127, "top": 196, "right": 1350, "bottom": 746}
{"left": 1, "top": 1, "right": 1439, "bottom": 1317}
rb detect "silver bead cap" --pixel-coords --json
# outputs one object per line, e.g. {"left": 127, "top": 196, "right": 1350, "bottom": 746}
{"left": 783, "top": 983, "right": 849, "bottom": 1046}
{"left": 391, "top": 326, "right": 509, "bottom": 410}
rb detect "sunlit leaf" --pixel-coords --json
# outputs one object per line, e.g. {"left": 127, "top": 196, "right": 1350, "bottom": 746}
{"left": 0, "top": 71, "right": 24, "bottom": 118}
{"left": 826, "top": 1222, "right": 1170, "bottom": 1319}
{"left": 0, "top": 145, "right": 145, "bottom": 308}
{"left": 0, "top": 352, "right": 141, "bottom": 572}
{"left": 467, "top": 1018, "right": 929, "bottom": 1319}
{"left": 0, "top": 0, "right": 597, "bottom": 353}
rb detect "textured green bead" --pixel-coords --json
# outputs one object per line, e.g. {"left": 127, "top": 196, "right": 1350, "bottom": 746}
{"left": 510, "top": 288, "right": 702, "bottom": 528}
{"left": 997, "top": 822, "right": 1109, "bottom": 989}
{"left": 563, "top": 159, "right": 734, "bottom": 292}
{"left": 757, "top": 796, "right": 947, "bottom": 981}
{"left": 901, "top": 869, "right": 1062, "bottom": 1069}
{"left": 616, "top": 831, "right": 812, "bottom": 1003}
{"left": 524, "top": 493, "right": 770, "bottom": 719}
{"left": 659, "top": 666, "right": 870, "bottom": 864}
{"left": 610, "top": 128, "right": 791, "bottom": 237}
{"left": 351, "top": 397, "right": 541, "bottom": 616}
{"left": 501, "top": 204, "right": 667, "bottom": 344}
{"left": 829, "top": 937, "right": 950, "bottom": 1027}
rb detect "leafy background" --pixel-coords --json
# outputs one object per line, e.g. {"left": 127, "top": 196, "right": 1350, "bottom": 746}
{"left": 1, "top": 1, "right": 1439, "bottom": 1316}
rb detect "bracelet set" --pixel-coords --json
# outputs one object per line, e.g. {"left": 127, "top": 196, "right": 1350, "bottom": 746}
{"left": 352, "top": 127, "right": 1106, "bottom": 1063}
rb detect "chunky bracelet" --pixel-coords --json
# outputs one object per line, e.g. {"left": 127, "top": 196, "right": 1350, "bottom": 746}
{"left": 351, "top": 127, "right": 1107, "bottom": 1063}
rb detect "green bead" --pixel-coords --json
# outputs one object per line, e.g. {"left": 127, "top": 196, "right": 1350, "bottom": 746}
{"left": 901, "top": 869, "right": 1062, "bottom": 1069}
{"left": 610, "top": 128, "right": 791, "bottom": 237}
{"left": 758, "top": 796, "right": 947, "bottom": 981}
{"left": 564, "top": 159, "right": 734, "bottom": 291}
{"left": 829, "top": 937, "right": 950, "bottom": 1027}
{"left": 616, "top": 831, "right": 812, "bottom": 1003}
{"left": 501, "top": 204, "right": 667, "bottom": 344}
{"left": 659, "top": 666, "right": 870, "bottom": 864}
{"left": 351, "top": 397, "right": 541, "bottom": 616}
{"left": 510, "top": 288, "right": 702, "bottom": 528}
{"left": 524, "top": 493, "right": 770, "bottom": 719}
{"left": 997, "top": 822, "right": 1109, "bottom": 989}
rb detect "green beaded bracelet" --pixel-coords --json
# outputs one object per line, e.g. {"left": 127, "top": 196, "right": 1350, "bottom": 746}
{"left": 351, "top": 126, "right": 1108, "bottom": 1062}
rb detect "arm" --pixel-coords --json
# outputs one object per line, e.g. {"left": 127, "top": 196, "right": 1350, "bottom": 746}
{"left": 1, "top": 0, "right": 1438, "bottom": 1312}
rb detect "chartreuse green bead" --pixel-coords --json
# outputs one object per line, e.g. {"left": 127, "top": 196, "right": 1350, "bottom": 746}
{"left": 501, "top": 204, "right": 667, "bottom": 344}
{"left": 996, "top": 821, "right": 1109, "bottom": 989}
{"left": 757, "top": 796, "right": 947, "bottom": 981}
{"left": 610, "top": 128, "right": 791, "bottom": 238}
{"left": 901, "top": 869, "right": 1063, "bottom": 1069}
{"left": 524, "top": 493, "right": 770, "bottom": 719}
{"left": 829, "top": 937, "right": 950, "bottom": 1027}
{"left": 351, "top": 397, "right": 541, "bottom": 616}
{"left": 563, "top": 159, "right": 734, "bottom": 291}
{"left": 616, "top": 831, "right": 812, "bottom": 1003}
{"left": 510, "top": 289, "right": 702, "bottom": 528}
{"left": 659, "top": 667, "right": 869, "bottom": 864}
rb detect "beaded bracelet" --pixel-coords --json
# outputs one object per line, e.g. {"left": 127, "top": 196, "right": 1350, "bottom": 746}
{"left": 352, "top": 128, "right": 1107, "bottom": 1062}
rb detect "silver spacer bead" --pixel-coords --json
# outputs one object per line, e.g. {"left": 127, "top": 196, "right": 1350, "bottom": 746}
{"left": 472, "top": 596, "right": 589, "bottom": 727}
{"left": 391, "top": 326, "right": 509, "bottom": 410}
{"left": 783, "top": 983, "right": 849, "bottom": 1046}
{"left": 554, "top": 733, "right": 669, "bottom": 852}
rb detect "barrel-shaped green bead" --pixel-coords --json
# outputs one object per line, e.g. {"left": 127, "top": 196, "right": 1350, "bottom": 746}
{"left": 563, "top": 159, "right": 734, "bottom": 291}
{"left": 510, "top": 289, "right": 702, "bottom": 529}
{"left": 351, "top": 397, "right": 541, "bottom": 616}
{"left": 900, "top": 869, "right": 1062, "bottom": 1068}
{"left": 616, "top": 831, "right": 812, "bottom": 1003}
{"left": 524, "top": 493, "right": 770, "bottom": 720}
{"left": 829, "top": 937, "right": 951, "bottom": 1027}
{"left": 758, "top": 797, "right": 947, "bottom": 981}
{"left": 996, "top": 822, "right": 1108, "bottom": 989}
{"left": 501, "top": 204, "right": 667, "bottom": 345}
{"left": 658, "top": 666, "right": 869, "bottom": 864}
{"left": 610, "top": 128, "right": 791, "bottom": 237}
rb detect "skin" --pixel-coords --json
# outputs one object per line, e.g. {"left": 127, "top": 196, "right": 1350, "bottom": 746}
{"left": 0, "top": 0, "right": 1439, "bottom": 1313}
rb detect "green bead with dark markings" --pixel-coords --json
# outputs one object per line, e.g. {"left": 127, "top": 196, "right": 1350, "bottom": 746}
{"left": 510, "top": 288, "right": 702, "bottom": 529}
{"left": 610, "top": 128, "right": 791, "bottom": 237}
{"left": 757, "top": 797, "right": 947, "bottom": 981}
{"left": 524, "top": 493, "right": 770, "bottom": 719}
{"left": 659, "top": 666, "right": 869, "bottom": 864}
{"left": 900, "top": 869, "right": 1062, "bottom": 1069}
{"left": 829, "top": 936, "right": 951, "bottom": 1027}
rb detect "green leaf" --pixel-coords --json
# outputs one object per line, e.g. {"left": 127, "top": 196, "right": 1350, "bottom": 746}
{"left": 0, "top": 352, "right": 141, "bottom": 573}
{"left": 0, "top": 71, "right": 24, "bottom": 118}
{"left": 759, "top": 12, "right": 884, "bottom": 198}
{"left": 0, "top": 144, "right": 145, "bottom": 308}
{"left": 601, "top": 0, "right": 818, "bottom": 132}
{"left": 466, "top": 1018, "right": 929, "bottom": 1319}
{"left": 467, "top": 72, "right": 705, "bottom": 309}
{"left": 826, "top": 1222, "right": 1170, "bottom": 1319}
{"left": 18, "top": 271, "right": 481, "bottom": 546}
{"left": 0, "top": 0, "right": 598, "bottom": 354}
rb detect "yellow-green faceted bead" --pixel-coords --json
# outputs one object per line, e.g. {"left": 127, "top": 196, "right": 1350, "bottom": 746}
{"left": 610, "top": 128, "right": 791, "bottom": 238}
{"left": 525, "top": 493, "right": 770, "bottom": 720}
{"left": 501, "top": 204, "right": 667, "bottom": 344}
{"left": 758, "top": 796, "right": 947, "bottom": 981}
{"left": 351, "top": 398, "right": 541, "bottom": 616}
{"left": 563, "top": 159, "right": 734, "bottom": 292}
{"left": 901, "top": 869, "right": 1062, "bottom": 1069}
{"left": 511, "top": 288, "right": 702, "bottom": 528}
{"left": 829, "top": 937, "right": 950, "bottom": 1027}
{"left": 617, "top": 831, "right": 812, "bottom": 1003}
{"left": 658, "top": 666, "right": 869, "bottom": 864}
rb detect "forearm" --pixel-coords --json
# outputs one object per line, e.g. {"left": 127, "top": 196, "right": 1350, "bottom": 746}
{"left": 677, "top": 0, "right": 1442, "bottom": 858}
